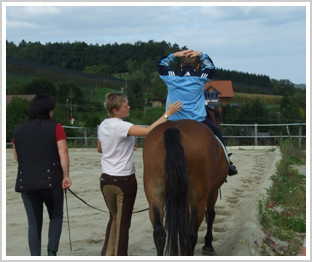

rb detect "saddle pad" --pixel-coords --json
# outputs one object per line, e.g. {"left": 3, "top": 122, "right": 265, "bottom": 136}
{"left": 214, "top": 135, "right": 230, "bottom": 165}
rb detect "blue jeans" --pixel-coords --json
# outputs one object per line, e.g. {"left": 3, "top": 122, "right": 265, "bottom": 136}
{"left": 21, "top": 188, "right": 64, "bottom": 256}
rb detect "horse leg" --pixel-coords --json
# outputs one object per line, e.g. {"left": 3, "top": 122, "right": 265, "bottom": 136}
{"left": 150, "top": 204, "right": 166, "bottom": 256}
{"left": 202, "top": 191, "right": 218, "bottom": 255}
{"left": 188, "top": 209, "right": 198, "bottom": 255}
{"left": 188, "top": 198, "right": 207, "bottom": 255}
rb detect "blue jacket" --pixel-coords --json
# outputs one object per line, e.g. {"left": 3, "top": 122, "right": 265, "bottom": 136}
{"left": 156, "top": 53, "right": 216, "bottom": 121}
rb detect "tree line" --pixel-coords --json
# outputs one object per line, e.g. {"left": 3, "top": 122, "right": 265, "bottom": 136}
{"left": 6, "top": 39, "right": 306, "bottom": 145}
{"left": 6, "top": 39, "right": 290, "bottom": 92}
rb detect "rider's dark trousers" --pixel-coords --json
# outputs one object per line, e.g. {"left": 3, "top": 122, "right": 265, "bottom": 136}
{"left": 201, "top": 118, "right": 226, "bottom": 146}
{"left": 100, "top": 173, "right": 137, "bottom": 256}
{"left": 21, "top": 188, "right": 64, "bottom": 256}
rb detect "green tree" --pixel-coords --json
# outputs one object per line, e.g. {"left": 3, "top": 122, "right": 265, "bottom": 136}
{"left": 70, "top": 41, "right": 89, "bottom": 71}
{"left": 83, "top": 65, "right": 100, "bottom": 75}
{"left": 52, "top": 103, "right": 71, "bottom": 126}
{"left": 271, "top": 79, "right": 296, "bottom": 96}
{"left": 237, "top": 98, "right": 269, "bottom": 129}
{"left": 280, "top": 92, "right": 306, "bottom": 123}
{"left": 151, "top": 73, "right": 167, "bottom": 101}
{"left": 83, "top": 64, "right": 112, "bottom": 77}
{"left": 127, "top": 79, "right": 143, "bottom": 110}
{"left": 84, "top": 115, "right": 101, "bottom": 128}
{"left": 9, "top": 83, "right": 25, "bottom": 95}
{"left": 6, "top": 40, "right": 18, "bottom": 58}
{"left": 224, "top": 105, "right": 237, "bottom": 124}
{"left": 126, "top": 59, "right": 137, "bottom": 74}
{"left": 141, "top": 59, "right": 155, "bottom": 83}
{"left": 131, "top": 69, "right": 145, "bottom": 83}
{"left": 24, "top": 78, "right": 57, "bottom": 98}
{"left": 6, "top": 97, "right": 30, "bottom": 142}
{"left": 57, "top": 82, "right": 84, "bottom": 112}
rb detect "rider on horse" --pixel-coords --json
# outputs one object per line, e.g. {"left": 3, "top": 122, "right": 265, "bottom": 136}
{"left": 156, "top": 49, "right": 237, "bottom": 176}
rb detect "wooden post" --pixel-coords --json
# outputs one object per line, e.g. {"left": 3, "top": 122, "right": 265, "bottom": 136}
{"left": 286, "top": 125, "right": 293, "bottom": 148}
{"left": 255, "top": 123, "right": 258, "bottom": 146}
{"left": 84, "top": 128, "right": 87, "bottom": 146}
{"left": 299, "top": 124, "right": 302, "bottom": 148}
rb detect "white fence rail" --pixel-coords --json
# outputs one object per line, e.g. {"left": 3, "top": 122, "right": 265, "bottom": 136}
{"left": 220, "top": 123, "right": 306, "bottom": 147}
{"left": 6, "top": 123, "right": 306, "bottom": 148}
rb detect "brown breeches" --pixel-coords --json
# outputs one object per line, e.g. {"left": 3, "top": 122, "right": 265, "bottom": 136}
{"left": 100, "top": 173, "right": 137, "bottom": 256}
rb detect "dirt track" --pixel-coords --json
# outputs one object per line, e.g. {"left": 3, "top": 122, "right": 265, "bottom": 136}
{"left": 5, "top": 146, "right": 282, "bottom": 257}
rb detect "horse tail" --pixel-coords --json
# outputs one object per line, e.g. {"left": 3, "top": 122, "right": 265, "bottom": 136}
{"left": 163, "top": 127, "right": 192, "bottom": 256}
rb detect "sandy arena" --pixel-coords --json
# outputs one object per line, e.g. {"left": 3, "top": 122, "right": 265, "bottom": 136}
{"left": 5, "top": 146, "right": 283, "bottom": 257}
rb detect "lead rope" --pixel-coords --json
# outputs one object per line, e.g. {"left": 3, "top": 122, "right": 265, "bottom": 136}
{"left": 68, "top": 188, "right": 149, "bottom": 213}
{"left": 65, "top": 189, "right": 72, "bottom": 256}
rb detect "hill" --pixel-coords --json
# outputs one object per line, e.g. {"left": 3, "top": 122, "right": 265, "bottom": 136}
{"left": 7, "top": 39, "right": 273, "bottom": 89}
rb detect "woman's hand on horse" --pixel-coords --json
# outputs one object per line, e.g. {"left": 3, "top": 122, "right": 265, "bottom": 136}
{"left": 167, "top": 100, "right": 183, "bottom": 116}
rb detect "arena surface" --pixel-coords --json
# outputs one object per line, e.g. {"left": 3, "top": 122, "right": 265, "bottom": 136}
{"left": 5, "top": 146, "right": 283, "bottom": 257}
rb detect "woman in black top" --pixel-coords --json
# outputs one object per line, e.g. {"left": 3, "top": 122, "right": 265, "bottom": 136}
{"left": 13, "top": 94, "right": 71, "bottom": 256}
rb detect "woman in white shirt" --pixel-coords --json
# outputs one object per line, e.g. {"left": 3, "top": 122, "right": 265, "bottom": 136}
{"left": 97, "top": 92, "right": 182, "bottom": 256}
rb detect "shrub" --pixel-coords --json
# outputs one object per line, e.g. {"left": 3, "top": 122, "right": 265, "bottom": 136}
{"left": 6, "top": 97, "right": 30, "bottom": 142}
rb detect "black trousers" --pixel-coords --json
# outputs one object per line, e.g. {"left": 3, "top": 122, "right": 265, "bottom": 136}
{"left": 201, "top": 118, "right": 226, "bottom": 146}
{"left": 21, "top": 187, "right": 64, "bottom": 256}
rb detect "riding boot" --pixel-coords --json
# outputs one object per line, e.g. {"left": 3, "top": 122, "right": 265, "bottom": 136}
{"left": 228, "top": 153, "right": 238, "bottom": 176}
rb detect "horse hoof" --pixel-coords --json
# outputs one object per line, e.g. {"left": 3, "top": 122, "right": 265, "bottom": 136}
{"left": 202, "top": 246, "right": 216, "bottom": 256}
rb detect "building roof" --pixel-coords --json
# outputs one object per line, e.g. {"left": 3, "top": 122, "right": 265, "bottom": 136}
{"left": 6, "top": 95, "right": 36, "bottom": 106}
{"left": 204, "top": 80, "right": 234, "bottom": 98}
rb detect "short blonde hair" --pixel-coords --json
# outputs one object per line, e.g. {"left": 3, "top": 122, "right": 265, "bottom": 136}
{"left": 104, "top": 92, "right": 128, "bottom": 117}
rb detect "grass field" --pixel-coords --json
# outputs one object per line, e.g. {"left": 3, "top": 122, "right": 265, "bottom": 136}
{"left": 232, "top": 93, "right": 283, "bottom": 105}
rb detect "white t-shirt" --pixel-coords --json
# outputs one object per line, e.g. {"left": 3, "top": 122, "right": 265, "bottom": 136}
{"left": 98, "top": 118, "right": 135, "bottom": 176}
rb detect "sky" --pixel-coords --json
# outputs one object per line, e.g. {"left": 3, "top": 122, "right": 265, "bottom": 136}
{"left": 3, "top": 2, "right": 309, "bottom": 85}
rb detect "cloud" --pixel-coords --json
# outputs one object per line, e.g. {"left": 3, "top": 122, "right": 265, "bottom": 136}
{"left": 4, "top": 5, "right": 307, "bottom": 83}
{"left": 198, "top": 6, "right": 305, "bottom": 25}
{"left": 6, "top": 19, "right": 40, "bottom": 30}
{"left": 7, "top": 6, "right": 61, "bottom": 19}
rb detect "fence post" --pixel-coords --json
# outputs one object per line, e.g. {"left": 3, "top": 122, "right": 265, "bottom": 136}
{"left": 299, "top": 124, "right": 302, "bottom": 148}
{"left": 255, "top": 123, "right": 258, "bottom": 146}
{"left": 84, "top": 128, "right": 87, "bottom": 146}
{"left": 286, "top": 125, "right": 293, "bottom": 148}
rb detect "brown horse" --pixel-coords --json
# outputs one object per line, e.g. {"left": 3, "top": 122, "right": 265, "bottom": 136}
{"left": 143, "top": 119, "right": 228, "bottom": 256}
